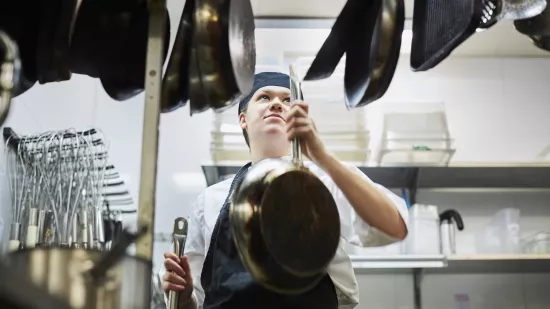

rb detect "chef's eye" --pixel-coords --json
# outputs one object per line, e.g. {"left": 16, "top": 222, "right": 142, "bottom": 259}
{"left": 258, "top": 95, "right": 270, "bottom": 101}
{"left": 283, "top": 98, "right": 291, "bottom": 103}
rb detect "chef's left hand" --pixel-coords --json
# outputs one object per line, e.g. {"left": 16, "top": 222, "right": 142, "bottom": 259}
{"left": 285, "top": 101, "right": 329, "bottom": 164}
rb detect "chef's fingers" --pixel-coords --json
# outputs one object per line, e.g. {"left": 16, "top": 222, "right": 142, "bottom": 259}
{"left": 293, "top": 102, "right": 309, "bottom": 113}
{"left": 162, "top": 271, "right": 187, "bottom": 286}
{"left": 285, "top": 105, "right": 308, "bottom": 121}
{"left": 162, "top": 281, "right": 186, "bottom": 292}
{"left": 286, "top": 118, "right": 311, "bottom": 132}
{"left": 180, "top": 256, "right": 193, "bottom": 283}
{"left": 165, "top": 258, "right": 186, "bottom": 278}
{"left": 164, "top": 251, "right": 180, "bottom": 263}
{"left": 287, "top": 126, "right": 314, "bottom": 141}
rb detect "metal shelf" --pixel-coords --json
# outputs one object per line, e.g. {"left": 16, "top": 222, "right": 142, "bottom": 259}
{"left": 202, "top": 163, "right": 550, "bottom": 189}
{"left": 351, "top": 254, "right": 550, "bottom": 274}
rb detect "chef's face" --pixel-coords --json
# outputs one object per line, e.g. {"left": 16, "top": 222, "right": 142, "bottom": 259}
{"left": 239, "top": 86, "right": 291, "bottom": 146}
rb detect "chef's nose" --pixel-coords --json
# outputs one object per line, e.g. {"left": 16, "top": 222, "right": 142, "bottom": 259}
{"left": 268, "top": 99, "right": 283, "bottom": 112}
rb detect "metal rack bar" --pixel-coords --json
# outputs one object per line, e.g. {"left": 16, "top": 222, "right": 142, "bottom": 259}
{"left": 135, "top": 0, "right": 166, "bottom": 263}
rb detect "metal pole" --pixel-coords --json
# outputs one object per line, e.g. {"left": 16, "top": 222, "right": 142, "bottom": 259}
{"left": 135, "top": 0, "right": 166, "bottom": 262}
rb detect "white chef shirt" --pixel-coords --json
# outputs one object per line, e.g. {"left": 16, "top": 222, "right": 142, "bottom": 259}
{"left": 160, "top": 161, "right": 409, "bottom": 309}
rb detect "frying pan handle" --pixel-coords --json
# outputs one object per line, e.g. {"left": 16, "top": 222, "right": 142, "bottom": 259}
{"left": 289, "top": 64, "right": 304, "bottom": 166}
{"left": 0, "top": 31, "right": 20, "bottom": 127}
{"left": 169, "top": 217, "right": 188, "bottom": 309}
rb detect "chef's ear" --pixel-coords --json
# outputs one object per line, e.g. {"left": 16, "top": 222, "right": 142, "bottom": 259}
{"left": 239, "top": 112, "right": 247, "bottom": 130}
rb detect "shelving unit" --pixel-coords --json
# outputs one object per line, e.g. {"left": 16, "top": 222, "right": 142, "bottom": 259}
{"left": 351, "top": 254, "right": 550, "bottom": 274}
{"left": 203, "top": 162, "right": 550, "bottom": 308}
{"left": 202, "top": 163, "right": 550, "bottom": 204}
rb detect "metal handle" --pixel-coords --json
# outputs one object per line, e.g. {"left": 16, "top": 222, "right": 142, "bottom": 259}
{"left": 169, "top": 217, "right": 188, "bottom": 309}
{"left": 0, "top": 31, "right": 20, "bottom": 126}
{"left": 289, "top": 64, "right": 303, "bottom": 166}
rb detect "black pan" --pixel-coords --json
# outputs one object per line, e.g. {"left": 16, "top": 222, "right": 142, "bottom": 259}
{"left": 515, "top": 4, "right": 550, "bottom": 36}
{"left": 70, "top": 0, "right": 171, "bottom": 101}
{"left": 343, "top": 0, "right": 382, "bottom": 108}
{"left": 303, "top": 0, "right": 362, "bottom": 81}
{"left": 346, "top": 0, "right": 405, "bottom": 108}
{"left": 411, "top": 0, "right": 486, "bottom": 71}
{"left": 530, "top": 34, "right": 550, "bottom": 51}
{"left": 189, "top": 0, "right": 256, "bottom": 115}
{"left": 0, "top": 0, "right": 40, "bottom": 97}
{"left": 161, "top": 0, "right": 195, "bottom": 113}
{"left": 36, "top": 0, "right": 76, "bottom": 84}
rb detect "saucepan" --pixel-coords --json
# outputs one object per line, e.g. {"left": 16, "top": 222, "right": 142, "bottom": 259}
{"left": 230, "top": 64, "right": 341, "bottom": 294}
{"left": 7, "top": 228, "right": 151, "bottom": 309}
{"left": 188, "top": 0, "right": 256, "bottom": 115}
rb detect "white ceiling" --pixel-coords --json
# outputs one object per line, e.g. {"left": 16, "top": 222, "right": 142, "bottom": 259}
{"left": 249, "top": 0, "right": 550, "bottom": 57}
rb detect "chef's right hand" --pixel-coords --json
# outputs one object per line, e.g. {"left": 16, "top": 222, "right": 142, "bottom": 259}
{"left": 162, "top": 252, "right": 194, "bottom": 303}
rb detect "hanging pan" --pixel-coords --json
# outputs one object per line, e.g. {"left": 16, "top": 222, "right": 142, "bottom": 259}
{"left": 515, "top": 2, "right": 550, "bottom": 36}
{"left": 410, "top": 0, "right": 489, "bottom": 71}
{"left": 69, "top": 0, "right": 171, "bottom": 101}
{"left": 230, "top": 64, "right": 341, "bottom": 294}
{"left": 344, "top": 0, "right": 404, "bottom": 108}
{"left": 188, "top": 0, "right": 256, "bottom": 115}
{"left": 161, "top": 0, "right": 195, "bottom": 113}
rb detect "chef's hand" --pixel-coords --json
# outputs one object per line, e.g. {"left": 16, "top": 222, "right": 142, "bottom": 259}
{"left": 285, "top": 101, "right": 329, "bottom": 164}
{"left": 162, "top": 252, "right": 194, "bottom": 303}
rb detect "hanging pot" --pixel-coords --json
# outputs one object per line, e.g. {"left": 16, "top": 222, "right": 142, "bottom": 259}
{"left": 188, "top": 0, "right": 256, "bottom": 115}
{"left": 230, "top": 65, "right": 341, "bottom": 294}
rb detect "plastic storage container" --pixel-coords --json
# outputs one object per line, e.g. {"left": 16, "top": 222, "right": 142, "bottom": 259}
{"left": 405, "top": 204, "right": 440, "bottom": 255}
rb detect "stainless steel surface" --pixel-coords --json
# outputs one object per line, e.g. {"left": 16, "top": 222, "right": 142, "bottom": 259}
{"left": 136, "top": 0, "right": 166, "bottom": 262}
{"left": 440, "top": 221, "right": 455, "bottom": 255}
{"left": 289, "top": 64, "right": 303, "bottom": 166}
{"left": 169, "top": 218, "right": 188, "bottom": 309}
{"left": 8, "top": 248, "right": 152, "bottom": 309}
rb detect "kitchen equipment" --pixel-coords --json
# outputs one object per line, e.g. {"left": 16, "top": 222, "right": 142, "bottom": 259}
{"left": 188, "top": 0, "right": 256, "bottom": 115}
{"left": 161, "top": 0, "right": 194, "bottom": 113}
{"left": 410, "top": 0, "right": 486, "bottom": 71}
{"left": 168, "top": 217, "right": 188, "bottom": 309}
{"left": 494, "top": 208, "right": 521, "bottom": 253}
{"left": 515, "top": 4, "right": 550, "bottom": 35}
{"left": 405, "top": 204, "right": 440, "bottom": 255}
{"left": 522, "top": 232, "right": 550, "bottom": 253}
{"left": 0, "top": 261, "right": 73, "bottom": 309}
{"left": 69, "top": 0, "right": 171, "bottom": 101}
{"left": 530, "top": 34, "right": 550, "bottom": 51}
{"left": 303, "top": 0, "right": 361, "bottom": 81}
{"left": 8, "top": 228, "right": 149, "bottom": 309}
{"left": 439, "top": 209, "right": 464, "bottom": 255}
{"left": 0, "top": 1, "right": 39, "bottom": 97}
{"left": 498, "top": 0, "right": 547, "bottom": 20}
{"left": 230, "top": 64, "right": 340, "bottom": 294}
{"left": 35, "top": 0, "right": 76, "bottom": 84}
{"left": 0, "top": 31, "right": 20, "bottom": 126}
{"left": 343, "top": 0, "right": 382, "bottom": 108}
{"left": 346, "top": 0, "right": 404, "bottom": 108}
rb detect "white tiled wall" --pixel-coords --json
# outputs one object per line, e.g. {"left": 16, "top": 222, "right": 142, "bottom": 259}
{"left": 1, "top": 53, "right": 550, "bottom": 307}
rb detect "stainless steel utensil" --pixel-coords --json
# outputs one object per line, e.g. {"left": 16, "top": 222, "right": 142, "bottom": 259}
{"left": 9, "top": 247, "right": 151, "bottom": 309}
{"left": 168, "top": 217, "right": 188, "bottom": 309}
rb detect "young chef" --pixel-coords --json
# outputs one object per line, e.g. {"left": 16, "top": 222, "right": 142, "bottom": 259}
{"left": 161, "top": 72, "right": 409, "bottom": 309}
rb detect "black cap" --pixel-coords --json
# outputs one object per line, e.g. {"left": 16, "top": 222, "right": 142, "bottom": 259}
{"left": 237, "top": 72, "right": 291, "bottom": 115}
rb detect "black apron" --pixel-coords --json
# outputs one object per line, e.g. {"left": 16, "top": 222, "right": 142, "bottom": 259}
{"left": 201, "top": 163, "right": 339, "bottom": 309}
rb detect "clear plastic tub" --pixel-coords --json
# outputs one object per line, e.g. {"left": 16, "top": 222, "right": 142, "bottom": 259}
{"left": 404, "top": 204, "right": 441, "bottom": 255}
{"left": 492, "top": 208, "right": 521, "bottom": 254}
